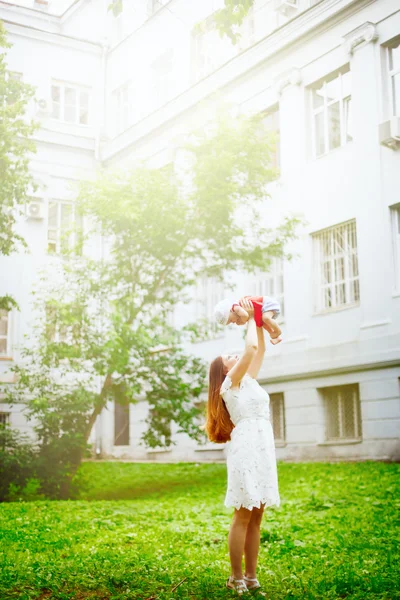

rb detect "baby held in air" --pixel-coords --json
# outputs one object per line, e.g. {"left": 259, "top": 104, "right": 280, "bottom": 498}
{"left": 214, "top": 295, "right": 282, "bottom": 345}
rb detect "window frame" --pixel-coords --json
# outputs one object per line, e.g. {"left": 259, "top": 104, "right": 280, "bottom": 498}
{"left": 386, "top": 38, "right": 400, "bottom": 117}
{"left": 269, "top": 392, "right": 286, "bottom": 444}
{"left": 310, "top": 66, "right": 352, "bottom": 158}
{"left": 320, "top": 383, "right": 362, "bottom": 443}
{"left": 47, "top": 200, "right": 82, "bottom": 255}
{"left": 0, "top": 412, "right": 11, "bottom": 426}
{"left": 51, "top": 80, "right": 90, "bottom": 126}
{"left": 312, "top": 219, "right": 359, "bottom": 313}
{"left": 390, "top": 203, "right": 400, "bottom": 292}
{"left": 0, "top": 310, "right": 11, "bottom": 359}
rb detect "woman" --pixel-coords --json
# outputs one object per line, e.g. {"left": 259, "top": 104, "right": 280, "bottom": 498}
{"left": 206, "top": 297, "right": 280, "bottom": 596}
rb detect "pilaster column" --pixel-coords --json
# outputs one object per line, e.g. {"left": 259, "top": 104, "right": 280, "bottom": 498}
{"left": 342, "top": 23, "right": 392, "bottom": 333}
{"left": 275, "top": 68, "right": 305, "bottom": 179}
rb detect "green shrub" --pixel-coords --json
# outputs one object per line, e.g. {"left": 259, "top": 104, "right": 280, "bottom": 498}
{"left": 0, "top": 424, "right": 37, "bottom": 501}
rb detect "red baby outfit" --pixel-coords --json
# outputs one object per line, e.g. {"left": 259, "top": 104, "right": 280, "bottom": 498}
{"left": 232, "top": 296, "right": 264, "bottom": 328}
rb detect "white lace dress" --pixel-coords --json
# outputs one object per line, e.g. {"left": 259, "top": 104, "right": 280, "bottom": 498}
{"left": 221, "top": 373, "right": 280, "bottom": 511}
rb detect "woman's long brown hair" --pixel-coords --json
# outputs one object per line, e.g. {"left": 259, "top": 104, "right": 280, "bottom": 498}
{"left": 205, "top": 356, "right": 234, "bottom": 444}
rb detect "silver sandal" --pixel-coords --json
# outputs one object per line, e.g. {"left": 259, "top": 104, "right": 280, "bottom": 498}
{"left": 226, "top": 575, "right": 249, "bottom": 595}
{"left": 243, "top": 576, "right": 267, "bottom": 596}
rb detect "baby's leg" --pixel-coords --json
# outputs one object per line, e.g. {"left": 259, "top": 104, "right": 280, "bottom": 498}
{"left": 262, "top": 311, "right": 282, "bottom": 339}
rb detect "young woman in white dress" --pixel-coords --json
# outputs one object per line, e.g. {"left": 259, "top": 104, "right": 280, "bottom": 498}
{"left": 205, "top": 298, "right": 280, "bottom": 596}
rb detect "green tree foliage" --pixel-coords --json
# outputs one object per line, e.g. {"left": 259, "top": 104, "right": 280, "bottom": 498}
{"left": 0, "top": 21, "right": 37, "bottom": 311}
{"left": 6, "top": 108, "right": 300, "bottom": 498}
{"left": 213, "top": 0, "right": 255, "bottom": 44}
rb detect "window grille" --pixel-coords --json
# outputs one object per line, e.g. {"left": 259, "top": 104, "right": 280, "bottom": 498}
{"left": 0, "top": 413, "right": 10, "bottom": 426}
{"left": 246, "top": 258, "right": 285, "bottom": 321}
{"left": 0, "top": 310, "right": 10, "bottom": 356}
{"left": 51, "top": 81, "right": 90, "bottom": 125}
{"left": 269, "top": 392, "right": 285, "bottom": 443}
{"left": 47, "top": 201, "right": 82, "bottom": 254}
{"left": 321, "top": 384, "right": 362, "bottom": 441}
{"left": 313, "top": 219, "right": 359, "bottom": 311}
{"left": 387, "top": 38, "right": 400, "bottom": 117}
{"left": 310, "top": 67, "right": 352, "bottom": 157}
{"left": 114, "top": 402, "right": 130, "bottom": 446}
{"left": 390, "top": 204, "right": 400, "bottom": 290}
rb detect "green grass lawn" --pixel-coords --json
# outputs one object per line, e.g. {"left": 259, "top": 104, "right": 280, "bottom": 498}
{"left": 0, "top": 461, "right": 399, "bottom": 600}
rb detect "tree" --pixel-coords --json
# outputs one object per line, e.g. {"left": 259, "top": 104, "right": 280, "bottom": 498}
{"left": 7, "top": 107, "right": 300, "bottom": 498}
{"left": 213, "top": 0, "right": 255, "bottom": 44}
{"left": 0, "top": 21, "right": 37, "bottom": 311}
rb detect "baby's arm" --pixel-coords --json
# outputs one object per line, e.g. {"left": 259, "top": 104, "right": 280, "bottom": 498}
{"left": 233, "top": 304, "right": 249, "bottom": 321}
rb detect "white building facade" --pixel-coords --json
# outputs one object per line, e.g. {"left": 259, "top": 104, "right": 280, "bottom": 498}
{"left": 0, "top": 0, "right": 400, "bottom": 462}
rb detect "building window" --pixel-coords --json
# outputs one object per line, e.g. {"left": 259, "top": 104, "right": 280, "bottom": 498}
{"left": 45, "top": 302, "right": 83, "bottom": 344}
{"left": 262, "top": 105, "right": 280, "bottom": 176}
{"left": 387, "top": 38, "right": 400, "bottom": 117}
{"left": 269, "top": 393, "right": 285, "bottom": 443}
{"left": 320, "top": 384, "right": 362, "bottom": 442}
{"left": 246, "top": 258, "right": 285, "bottom": 321}
{"left": 313, "top": 219, "right": 359, "bottom": 312}
{"left": 0, "top": 310, "right": 10, "bottom": 357}
{"left": 390, "top": 204, "right": 400, "bottom": 290}
{"left": 151, "top": 50, "right": 174, "bottom": 107}
{"left": 311, "top": 67, "right": 352, "bottom": 157}
{"left": 47, "top": 201, "right": 82, "bottom": 254}
{"left": 114, "top": 402, "right": 130, "bottom": 446}
{"left": 0, "top": 413, "right": 10, "bottom": 426}
{"left": 4, "top": 71, "right": 22, "bottom": 106}
{"left": 51, "top": 81, "right": 90, "bottom": 125}
{"left": 195, "top": 276, "right": 225, "bottom": 340}
{"left": 112, "top": 82, "right": 133, "bottom": 135}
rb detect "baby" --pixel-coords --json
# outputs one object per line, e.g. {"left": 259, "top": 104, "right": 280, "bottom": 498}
{"left": 214, "top": 295, "right": 282, "bottom": 345}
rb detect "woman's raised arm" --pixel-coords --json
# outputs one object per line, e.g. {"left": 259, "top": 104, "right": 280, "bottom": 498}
{"left": 247, "top": 325, "right": 266, "bottom": 379}
{"left": 226, "top": 298, "right": 258, "bottom": 388}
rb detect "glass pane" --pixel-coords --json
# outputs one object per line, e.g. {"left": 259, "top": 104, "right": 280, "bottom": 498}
{"left": 51, "top": 86, "right": 60, "bottom": 102}
{"left": 392, "top": 72, "right": 400, "bottom": 116}
{"left": 65, "top": 87, "right": 77, "bottom": 106}
{"left": 48, "top": 240, "right": 57, "bottom": 253}
{"left": 341, "top": 70, "right": 351, "bottom": 98}
{"left": 313, "top": 85, "right": 324, "bottom": 109}
{"left": 325, "top": 75, "right": 340, "bottom": 103}
{"left": 343, "top": 395, "right": 356, "bottom": 438}
{"left": 64, "top": 105, "right": 77, "bottom": 123}
{"left": 389, "top": 44, "right": 400, "bottom": 72}
{"left": 48, "top": 202, "right": 58, "bottom": 228}
{"left": 334, "top": 257, "right": 345, "bottom": 281}
{"left": 80, "top": 91, "right": 89, "bottom": 108}
{"left": 326, "top": 395, "right": 340, "bottom": 439}
{"left": 61, "top": 204, "right": 72, "bottom": 228}
{"left": 352, "top": 278, "right": 360, "bottom": 302}
{"left": 314, "top": 111, "right": 325, "bottom": 156}
{"left": 344, "top": 96, "right": 352, "bottom": 142}
{"left": 0, "top": 314, "right": 8, "bottom": 336}
{"left": 0, "top": 339, "right": 6, "bottom": 354}
{"left": 335, "top": 282, "right": 346, "bottom": 305}
{"left": 79, "top": 107, "right": 88, "bottom": 125}
{"left": 327, "top": 101, "right": 341, "bottom": 150}
{"left": 324, "top": 287, "right": 332, "bottom": 308}
{"left": 48, "top": 229, "right": 57, "bottom": 242}
{"left": 322, "top": 261, "right": 331, "bottom": 284}
{"left": 51, "top": 102, "right": 60, "bottom": 120}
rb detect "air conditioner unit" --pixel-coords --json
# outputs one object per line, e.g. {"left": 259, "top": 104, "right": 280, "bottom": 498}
{"left": 379, "top": 117, "right": 400, "bottom": 150}
{"left": 27, "top": 201, "right": 45, "bottom": 220}
{"left": 275, "top": 0, "right": 298, "bottom": 16}
{"left": 36, "top": 97, "right": 51, "bottom": 115}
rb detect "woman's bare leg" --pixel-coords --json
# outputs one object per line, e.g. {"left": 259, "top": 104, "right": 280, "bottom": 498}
{"left": 244, "top": 503, "right": 265, "bottom": 579}
{"left": 228, "top": 507, "right": 253, "bottom": 578}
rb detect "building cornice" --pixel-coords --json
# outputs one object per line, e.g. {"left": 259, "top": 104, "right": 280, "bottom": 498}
{"left": 2, "top": 19, "right": 102, "bottom": 52}
{"left": 258, "top": 356, "right": 400, "bottom": 385}
{"left": 103, "top": 0, "right": 376, "bottom": 162}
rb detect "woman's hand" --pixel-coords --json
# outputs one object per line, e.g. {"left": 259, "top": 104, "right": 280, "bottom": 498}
{"left": 239, "top": 297, "right": 254, "bottom": 318}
